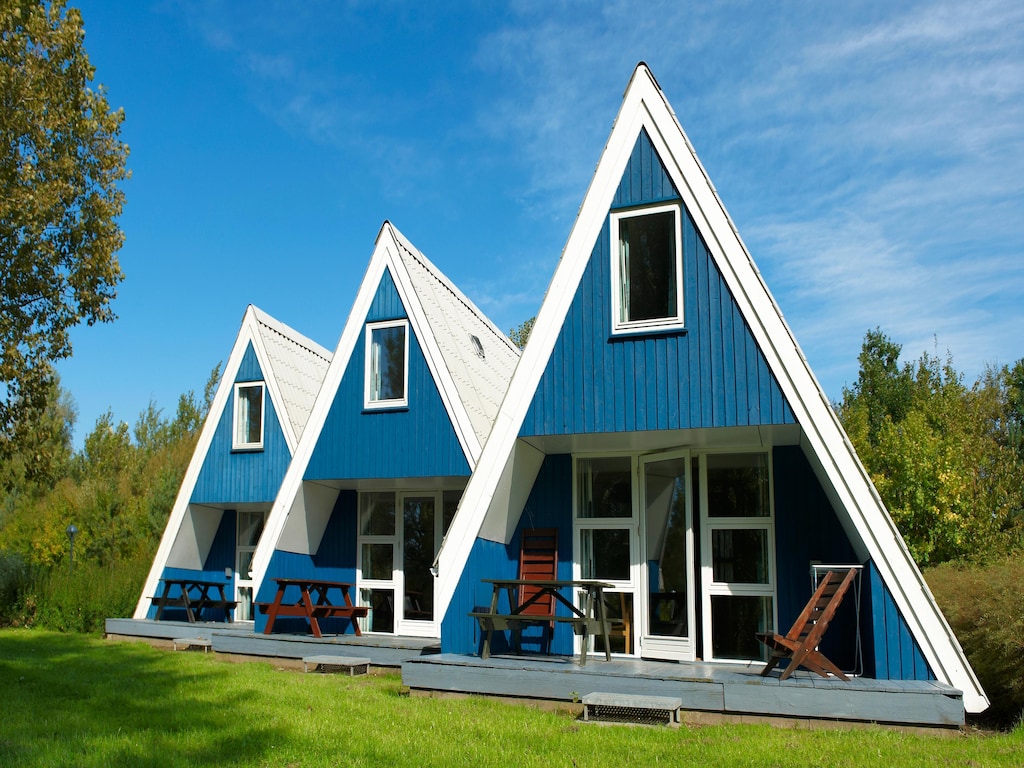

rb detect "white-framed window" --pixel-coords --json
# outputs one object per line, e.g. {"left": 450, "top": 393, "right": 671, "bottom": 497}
{"left": 233, "top": 382, "right": 265, "bottom": 450}
{"left": 574, "top": 455, "right": 639, "bottom": 656}
{"left": 700, "top": 451, "right": 777, "bottom": 662}
{"left": 610, "top": 203, "right": 684, "bottom": 334}
{"left": 365, "top": 320, "right": 409, "bottom": 408}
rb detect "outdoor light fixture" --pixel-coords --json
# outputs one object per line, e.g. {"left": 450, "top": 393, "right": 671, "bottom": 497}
{"left": 66, "top": 524, "right": 78, "bottom": 575}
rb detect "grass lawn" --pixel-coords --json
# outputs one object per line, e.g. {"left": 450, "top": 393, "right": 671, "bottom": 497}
{"left": 0, "top": 629, "right": 1020, "bottom": 767}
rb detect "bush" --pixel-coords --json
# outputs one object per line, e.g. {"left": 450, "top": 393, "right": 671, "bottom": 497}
{"left": 22, "top": 554, "right": 151, "bottom": 634}
{"left": 926, "top": 557, "right": 1024, "bottom": 729}
{"left": 0, "top": 550, "right": 32, "bottom": 625}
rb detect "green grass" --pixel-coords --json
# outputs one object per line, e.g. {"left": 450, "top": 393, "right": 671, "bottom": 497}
{"left": 1, "top": 630, "right": 1020, "bottom": 767}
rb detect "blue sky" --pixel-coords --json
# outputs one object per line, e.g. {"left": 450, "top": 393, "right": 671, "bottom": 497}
{"left": 57, "top": 0, "right": 1024, "bottom": 447}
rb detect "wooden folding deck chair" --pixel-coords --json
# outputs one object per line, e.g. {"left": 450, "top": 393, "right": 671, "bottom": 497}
{"left": 756, "top": 568, "right": 857, "bottom": 681}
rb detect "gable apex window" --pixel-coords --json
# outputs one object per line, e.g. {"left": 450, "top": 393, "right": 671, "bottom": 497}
{"left": 233, "top": 382, "right": 265, "bottom": 450}
{"left": 610, "top": 203, "right": 684, "bottom": 333}
{"left": 365, "top": 319, "right": 409, "bottom": 408}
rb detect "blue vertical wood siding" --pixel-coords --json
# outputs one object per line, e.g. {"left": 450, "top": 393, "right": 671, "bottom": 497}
{"left": 442, "top": 455, "right": 576, "bottom": 656}
{"left": 773, "top": 446, "right": 861, "bottom": 672}
{"left": 255, "top": 490, "right": 359, "bottom": 633}
{"left": 306, "top": 269, "right": 471, "bottom": 480}
{"left": 866, "top": 561, "right": 935, "bottom": 680}
{"left": 192, "top": 343, "right": 292, "bottom": 504}
{"left": 522, "top": 131, "right": 794, "bottom": 437}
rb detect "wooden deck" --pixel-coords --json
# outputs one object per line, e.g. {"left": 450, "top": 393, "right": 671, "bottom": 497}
{"left": 401, "top": 653, "right": 965, "bottom": 728}
{"left": 104, "top": 617, "right": 439, "bottom": 667}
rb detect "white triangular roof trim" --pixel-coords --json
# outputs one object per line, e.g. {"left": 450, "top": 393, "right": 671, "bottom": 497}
{"left": 134, "top": 305, "right": 330, "bottom": 618}
{"left": 435, "top": 64, "right": 986, "bottom": 712}
{"left": 249, "top": 223, "right": 518, "bottom": 590}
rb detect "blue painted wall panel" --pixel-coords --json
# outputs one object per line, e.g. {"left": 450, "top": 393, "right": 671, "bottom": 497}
{"left": 192, "top": 344, "right": 292, "bottom": 504}
{"left": 254, "top": 490, "right": 359, "bottom": 634}
{"left": 147, "top": 511, "right": 236, "bottom": 620}
{"left": 521, "top": 131, "right": 794, "bottom": 437}
{"left": 772, "top": 446, "right": 860, "bottom": 672}
{"left": 865, "top": 561, "right": 935, "bottom": 680}
{"left": 306, "top": 269, "right": 471, "bottom": 481}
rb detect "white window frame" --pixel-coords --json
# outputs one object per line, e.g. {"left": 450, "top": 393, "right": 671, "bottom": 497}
{"left": 364, "top": 319, "right": 410, "bottom": 409}
{"left": 699, "top": 450, "right": 778, "bottom": 664}
{"left": 571, "top": 454, "right": 642, "bottom": 658}
{"left": 610, "top": 203, "right": 685, "bottom": 334}
{"left": 232, "top": 382, "right": 265, "bottom": 450}
{"left": 356, "top": 487, "right": 462, "bottom": 638}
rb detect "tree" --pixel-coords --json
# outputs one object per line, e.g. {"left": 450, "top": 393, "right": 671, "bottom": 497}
{"left": 509, "top": 317, "right": 535, "bottom": 350}
{"left": 0, "top": 0, "right": 129, "bottom": 457}
{"left": 838, "top": 331, "right": 1024, "bottom": 565}
{"left": 839, "top": 327, "right": 913, "bottom": 447}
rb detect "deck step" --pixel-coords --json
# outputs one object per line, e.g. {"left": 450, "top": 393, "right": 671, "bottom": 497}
{"left": 302, "top": 655, "right": 371, "bottom": 675}
{"left": 172, "top": 637, "right": 211, "bottom": 652}
{"left": 581, "top": 692, "right": 682, "bottom": 726}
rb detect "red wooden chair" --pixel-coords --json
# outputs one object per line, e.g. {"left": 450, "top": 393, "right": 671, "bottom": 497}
{"left": 518, "top": 528, "right": 558, "bottom": 650}
{"left": 756, "top": 568, "right": 857, "bottom": 681}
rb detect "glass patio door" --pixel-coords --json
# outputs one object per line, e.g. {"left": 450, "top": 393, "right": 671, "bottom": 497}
{"left": 358, "top": 489, "right": 461, "bottom": 637}
{"left": 574, "top": 456, "right": 639, "bottom": 656}
{"left": 235, "top": 509, "right": 266, "bottom": 621}
{"left": 639, "top": 452, "right": 696, "bottom": 661}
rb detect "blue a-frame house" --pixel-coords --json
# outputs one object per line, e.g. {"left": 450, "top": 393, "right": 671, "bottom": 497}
{"left": 433, "top": 64, "right": 987, "bottom": 715}
{"left": 248, "top": 222, "right": 520, "bottom": 638}
{"left": 136, "top": 305, "right": 332, "bottom": 621}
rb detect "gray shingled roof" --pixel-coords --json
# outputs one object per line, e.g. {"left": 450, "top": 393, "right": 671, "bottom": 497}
{"left": 388, "top": 224, "right": 521, "bottom": 447}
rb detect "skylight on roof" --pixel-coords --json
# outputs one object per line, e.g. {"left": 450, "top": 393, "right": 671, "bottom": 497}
{"left": 470, "top": 334, "right": 485, "bottom": 359}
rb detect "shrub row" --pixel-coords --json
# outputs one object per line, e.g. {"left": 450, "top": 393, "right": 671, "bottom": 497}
{"left": 927, "top": 556, "right": 1024, "bottom": 729}
{"left": 0, "top": 549, "right": 150, "bottom": 634}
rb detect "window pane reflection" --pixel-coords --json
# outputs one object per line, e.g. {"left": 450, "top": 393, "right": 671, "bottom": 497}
{"left": 711, "top": 529, "right": 769, "bottom": 584}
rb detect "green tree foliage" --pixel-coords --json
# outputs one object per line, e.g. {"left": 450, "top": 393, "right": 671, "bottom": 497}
{"left": 0, "top": 0, "right": 129, "bottom": 460}
{"left": 509, "top": 317, "right": 535, "bottom": 350}
{"left": 838, "top": 331, "right": 1024, "bottom": 566}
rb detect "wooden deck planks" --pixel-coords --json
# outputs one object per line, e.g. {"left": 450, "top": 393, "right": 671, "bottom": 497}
{"left": 401, "top": 654, "right": 964, "bottom": 728}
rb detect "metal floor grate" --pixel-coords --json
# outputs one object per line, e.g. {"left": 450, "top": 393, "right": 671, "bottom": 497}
{"left": 581, "top": 693, "right": 682, "bottom": 727}
{"left": 584, "top": 703, "right": 675, "bottom": 726}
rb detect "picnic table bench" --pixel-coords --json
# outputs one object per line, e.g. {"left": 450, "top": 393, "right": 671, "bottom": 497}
{"left": 469, "top": 578, "right": 614, "bottom": 665}
{"left": 151, "top": 577, "right": 236, "bottom": 623}
{"left": 257, "top": 578, "right": 368, "bottom": 638}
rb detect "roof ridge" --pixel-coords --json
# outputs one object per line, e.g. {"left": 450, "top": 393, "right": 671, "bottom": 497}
{"left": 386, "top": 224, "right": 521, "bottom": 356}
{"left": 248, "top": 304, "right": 332, "bottom": 362}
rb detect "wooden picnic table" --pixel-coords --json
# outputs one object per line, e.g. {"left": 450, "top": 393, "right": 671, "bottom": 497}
{"left": 469, "top": 578, "right": 614, "bottom": 665}
{"left": 258, "top": 578, "right": 368, "bottom": 638}
{"left": 151, "top": 577, "right": 236, "bottom": 623}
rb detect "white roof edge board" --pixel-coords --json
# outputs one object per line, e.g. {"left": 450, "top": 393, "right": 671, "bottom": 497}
{"left": 435, "top": 63, "right": 987, "bottom": 712}
{"left": 638, "top": 67, "right": 986, "bottom": 712}
{"left": 248, "top": 304, "right": 333, "bottom": 362}
{"left": 249, "top": 223, "right": 483, "bottom": 588}
{"left": 383, "top": 223, "right": 482, "bottom": 463}
{"left": 250, "top": 245, "right": 390, "bottom": 589}
{"left": 134, "top": 305, "right": 265, "bottom": 618}
{"left": 435, "top": 66, "right": 644, "bottom": 615}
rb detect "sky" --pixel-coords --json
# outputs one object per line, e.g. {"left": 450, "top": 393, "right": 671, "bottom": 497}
{"left": 55, "top": 0, "right": 1024, "bottom": 448}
